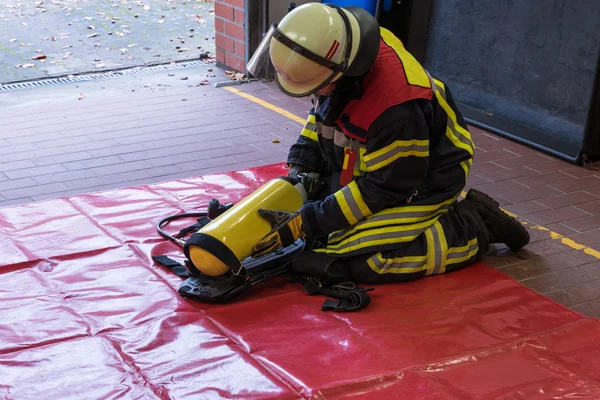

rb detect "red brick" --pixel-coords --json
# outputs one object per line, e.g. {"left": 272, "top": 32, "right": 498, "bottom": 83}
{"left": 560, "top": 166, "right": 600, "bottom": 178}
{"left": 562, "top": 215, "right": 600, "bottom": 233}
{"left": 500, "top": 142, "right": 542, "bottom": 156}
{"left": 2, "top": 182, "right": 68, "bottom": 200}
{"left": 497, "top": 259, "right": 552, "bottom": 281}
{"left": 500, "top": 185, "right": 563, "bottom": 203}
{"left": 573, "top": 199, "right": 600, "bottom": 215}
{"left": 543, "top": 223, "right": 580, "bottom": 236}
{"left": 0, "top": 159, "right": 37, "bottom": 173}
{"left": 478, "top": 166, "right": 539, "bottom": 183}
{"left": 235, "top": 40, "right": 245, "bottom": 57}
{"left": 514, "top": 171, "right": 573, "bottom": 188}
{"left": 217, "top": 49, "right": 225, "bottom": 64}
{"left": 1, "top": 177, "right": 37, "bottom": 191}
{"left": 527, "top": 159, "right": 579, "bottom": 173}
{"left": 215, "top": 2, "right": 234, "bottom": 21}
{"left": 225, "top": 21, "right": 245, "bottom": 41}
{"left": 234, "top": 8, "right": 245, "bottom": 24}
{"left": 470, "top": 179, "right": 527, "bottom": 196}
{"left": 216, "top": 33, "right": 235, "bottom": 53}
{"left": 214, "top": 16, "right": 225, "bottom": 33}
{"left": 542, "top": 250, "right": 600, "bottom": 270}
{"left": 565, "top": 279, "right": 600, "bottom": 302}
{"left": 544, "top": 290, "right": 585, "bottom": 307}
{"left": 63, "top": 174, "right": 128, "bottom": 190}
{"left": 0, "top": 143, "right": 37, "bottom": 156}
{"left": 571, "top": 299, "right": 600, "bottom": 318}
{"left": 524, "top": 206, "right": 590, "bottom": 226}
{"left": 494, "top": 153, "right": 553, "bottom": 168}
{"left": 521, "top": 238, "right": 575, "bottom": 258}
{"left": 520, "top": 267, "right": 596, "bottom": 293}
{"left": 224, "top": 52, "right": 245, "bottom": 72}
{"left": 474, "top": 149, "right": 516, "bottom": 163}
{"left": 579, "top": 261, "right": 600, "bottom": 280}
{"left": 569, "top": 231, "right": 600, "bottom": 248}
{"left": 549, "top": 176, "right": 600, "bottom": 192}
{"left": 33, "top": 169, "right": 97, "bottom": 185}
{"left": 586, "top": 186, "right": 600, "bottom": 197}
{"left": 88, "top": 144, "right": 147, "bottom": 158}
{"left": 224, "top": 0, "right": 244, "bottom": 8}
{"left": 5, "top": 164, "right": 67, "bottom": 180}
{"left": 63, "top": 156, "right": 124, "bottom": 171}
{"left": 503, "top": 200, "right": 549, "bottom": 216}
{"left": 537, "top": 191, "right": 598, "bottom": 209}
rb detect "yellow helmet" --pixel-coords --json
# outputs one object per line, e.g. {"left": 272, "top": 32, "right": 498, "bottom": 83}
{"left": 247, "top": 3, "right": 380, "bottom": 97}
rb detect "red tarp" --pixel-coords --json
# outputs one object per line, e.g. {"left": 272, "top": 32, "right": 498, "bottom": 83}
{"left": 1, "top": 164, "right": 599, "bottom": 399}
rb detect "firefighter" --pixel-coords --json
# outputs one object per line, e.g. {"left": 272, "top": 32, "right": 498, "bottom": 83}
{"left": 246, "top": 3, "right": 530, "bottom": 285}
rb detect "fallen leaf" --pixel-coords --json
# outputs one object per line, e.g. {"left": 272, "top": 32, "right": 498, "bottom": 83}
{"left": 22, "top": 22, "right": 27, "bottom": 26}
{"left": 63, "top": 45, "right": 71, "bottom": 49}
{"left": 32, "top": 54, "right": 47, "bottom": 60}
{"left": 95, "top": 62, "right": 106, "bottom": 68}
{"left": 180, "top": 76, "right": 188, "bottom": 80}
{"left": 35, "top": 1, "right": 43, "bottom": 5}
{"left": 51, "top": 36, "right": 56, "bottom": 41}
{"left": 34, "top": 49, "right": 42, "bottom": 53}
{"left": 157, "top": 19, "right": 164, "bottom": 23}
{"left": 84, "top": 16, "right": 92, "bottom": 20}
{"left": 68, "top": 21, "right": 72, "bottom": 25}
{"left": 272, "top": 139, "right": 281, "bottom": 143}
{"left": 15, "top": 63, "right": 35, "bottom": 68}
{"left": 87, "top": 33, "right": 99, "bottom": 38}
{"left": 78, "top": 93, "right": 84, "bottom": 100}
{"left": 128, "top": 43, "right": 137, "bottom": 47}
{"left": 120, "top": 48, "right": 127, "bottom": 54}
{"left": 9, "top": 38, "right": 17, "bottom": 43}
{"left": 200, "top": 80, "right": 209, "bottom": 85}
{"left": 88, "top": 25, "right": 95, "bottom": 29}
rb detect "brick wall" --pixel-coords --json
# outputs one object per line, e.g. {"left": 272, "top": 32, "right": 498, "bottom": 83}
{"left": 215, "top": 0, "right": 245, "bottom": 72}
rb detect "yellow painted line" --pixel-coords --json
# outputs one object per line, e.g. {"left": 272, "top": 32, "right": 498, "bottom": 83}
{"left": 226, "top": 87, "right": 600, "bottom": 261}
{"left": 223, "top": 87, "right": 306, "bottom": 124}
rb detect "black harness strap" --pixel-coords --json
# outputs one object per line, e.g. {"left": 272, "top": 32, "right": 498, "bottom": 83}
{"left": 152, "top": 255, "right": 191, "bottom": 278}
{"left": 303, "top": 277, "right": 373, "bottom": 312}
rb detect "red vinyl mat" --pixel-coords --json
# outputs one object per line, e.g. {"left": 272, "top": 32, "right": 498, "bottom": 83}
{"left": 1, "top": 164, "right": 599, "bottom": 399}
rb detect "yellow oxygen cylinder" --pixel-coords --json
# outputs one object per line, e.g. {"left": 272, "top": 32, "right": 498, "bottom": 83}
{"left": 184, "top": 177, "right": 307, "bottom": 276}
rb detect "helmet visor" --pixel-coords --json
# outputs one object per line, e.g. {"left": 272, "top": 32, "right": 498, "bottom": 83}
{"left": 247, "top": 20, "right": 351, "bottom": 97}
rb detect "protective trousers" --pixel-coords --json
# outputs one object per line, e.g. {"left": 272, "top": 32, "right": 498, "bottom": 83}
{"left": 292, "top": 199, "right": 489, "bottom": 285}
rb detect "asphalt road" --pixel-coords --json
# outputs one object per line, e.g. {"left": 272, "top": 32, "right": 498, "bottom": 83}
{"left": 0, "top": 0, "right": 216, "bottom": 84}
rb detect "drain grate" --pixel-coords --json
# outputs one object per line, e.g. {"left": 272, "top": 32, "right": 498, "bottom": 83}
{"left": 0, "top": 59, "right": 210, "bottom": 92}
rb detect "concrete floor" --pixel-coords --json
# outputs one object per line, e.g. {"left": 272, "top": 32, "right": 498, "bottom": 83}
{"left": 1, "top": 66, "right": 600, "bottom": 317}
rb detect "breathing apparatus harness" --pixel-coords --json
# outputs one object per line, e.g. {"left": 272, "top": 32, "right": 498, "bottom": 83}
{"left": 153, "top": 173, "right": 373, "bottom": 312}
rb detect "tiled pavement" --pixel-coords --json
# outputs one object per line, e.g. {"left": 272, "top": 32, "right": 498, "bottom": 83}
{"left": 1, "top": 71, "right": 599, "bottom": 317}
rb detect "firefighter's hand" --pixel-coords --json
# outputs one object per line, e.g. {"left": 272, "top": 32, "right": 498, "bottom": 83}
{"left": 251, "top": 209, "right": 305, "bottom": 257}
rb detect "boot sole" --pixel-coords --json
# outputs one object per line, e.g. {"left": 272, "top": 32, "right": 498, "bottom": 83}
{"left": 467, "top": 189, "right": 530, "bottom": 251}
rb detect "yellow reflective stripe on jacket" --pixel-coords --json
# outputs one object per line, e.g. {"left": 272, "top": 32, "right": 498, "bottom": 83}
{"left": 334, "top": 181, "right": 372, "bottom": 225}
{"left": 367, "top": 253, "right": 427, "bottom": 275}
{"left": 327, "top": 195, "right": 458, "bottom": 245}
{"left": 433, "top": 80, "right": 474, "bottom": 156}
{"left": 363, "top": 139, "right": 429, "bottom": 171}
{"left": 300, "top": 114, "right": 318, "bottom": 142}
{"left": 380, "top": 28, "right": 431, "bottom": 88}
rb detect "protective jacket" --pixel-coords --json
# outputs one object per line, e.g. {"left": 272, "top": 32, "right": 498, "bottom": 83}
{"left": 288, "top": 28, "right": 475, "bottom": 258}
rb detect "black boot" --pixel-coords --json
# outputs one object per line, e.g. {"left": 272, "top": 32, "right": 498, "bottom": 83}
{"left": 465, "top": 188, "right": 530, "bottom": 251}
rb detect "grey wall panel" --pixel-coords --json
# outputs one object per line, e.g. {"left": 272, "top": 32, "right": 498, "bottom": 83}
{"left": 424, "top": 0, "right": 600, "bottom": 159}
